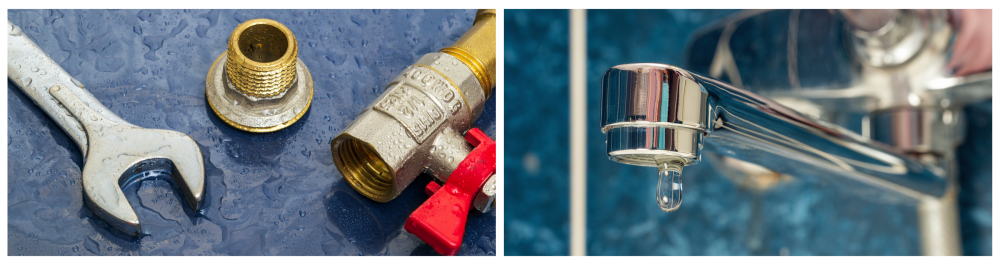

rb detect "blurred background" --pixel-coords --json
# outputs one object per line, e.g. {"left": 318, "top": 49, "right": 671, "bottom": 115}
{"left": 505, "top": 9, "right": 990, "bottom": 255}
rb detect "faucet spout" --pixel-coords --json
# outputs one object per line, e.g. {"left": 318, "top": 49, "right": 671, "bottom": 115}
{"left": 600, "top": 63, "right": 948, "bottom": 204}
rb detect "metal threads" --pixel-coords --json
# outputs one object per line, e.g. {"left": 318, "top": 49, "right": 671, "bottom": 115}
{"left": 440, "top": 9, "right": 496, "bottom": 97}
{"left": 334, "top": 138, "right": 395, "bottom": 202}
{"left": 441, "top": 47, "right": 491, "bottom": 95}
{"left": 206, "top": 18, "right": 313, "bottom": 133}
{"left": 225, "top": 19, "right": 297, "bottom": 99}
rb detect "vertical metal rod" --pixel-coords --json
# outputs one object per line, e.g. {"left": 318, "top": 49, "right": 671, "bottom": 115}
{"left": 917, "top": 154, "right": 961, "bottom": 255}
{"left": 918, "top": 186, "right": 962, "bottom": 255}
{"left": 569, "top": 8, "right": 587, "bottom": 256}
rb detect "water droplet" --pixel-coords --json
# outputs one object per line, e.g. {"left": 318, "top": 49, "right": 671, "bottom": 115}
{"left": 71, "top": 78, "right": 84, "bottom": 88}
{"left": 299, "top": 210, "right": 306, "bottom": 217}
{"left": 20, "top": 77, "right": 31, "bottom": 86}
{"left": 30, "top": 67, "right": 39, "bottom": 72}
{"left": 72, "top": 246, "right": 79, "bottom": 252}
{"left": 656, "top": 159, "right": 684, "bottom": 212}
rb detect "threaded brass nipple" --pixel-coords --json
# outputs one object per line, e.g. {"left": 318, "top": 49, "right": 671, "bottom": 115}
{"left": 206, "top": 18, "right": 313, "bottom": 133}
{"left": 225, "top": 19, "right": 298, "bottom": 99}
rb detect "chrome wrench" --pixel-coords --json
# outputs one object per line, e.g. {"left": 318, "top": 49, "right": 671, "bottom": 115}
{"left": 7, "top": 20, "right": 205, "bottom": 236}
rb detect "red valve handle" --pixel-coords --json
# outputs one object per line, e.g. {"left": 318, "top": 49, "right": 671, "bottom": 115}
{"left": 404, "top": 128, "right": 496, "bottom": 256}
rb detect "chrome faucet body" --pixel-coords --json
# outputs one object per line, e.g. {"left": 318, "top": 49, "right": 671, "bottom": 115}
{"left": 601, "top": 64, "right": 948, "bottom": 201}
{"left": 600, "top": 9, "right": 991, "bottom": 255}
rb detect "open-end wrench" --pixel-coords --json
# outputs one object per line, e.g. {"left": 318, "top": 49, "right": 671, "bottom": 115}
{"left": 7, "top": 20, "right": 205, "bottom": 236}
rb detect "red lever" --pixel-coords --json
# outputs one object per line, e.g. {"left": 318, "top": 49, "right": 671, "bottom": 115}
{"left": 405, "top": 128, "right": 496, "bottom": 256}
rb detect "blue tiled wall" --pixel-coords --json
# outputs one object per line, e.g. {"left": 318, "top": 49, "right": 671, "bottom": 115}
{"left": 503, "top": 9, "right": 572, "bottom": 256}
{"left": 957, "top": 100, "right": 993, "bottom": 256}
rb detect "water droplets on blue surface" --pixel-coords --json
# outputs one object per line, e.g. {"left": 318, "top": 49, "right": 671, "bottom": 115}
{"left": 8, "top": 9, "right": 494, "bottom": 256}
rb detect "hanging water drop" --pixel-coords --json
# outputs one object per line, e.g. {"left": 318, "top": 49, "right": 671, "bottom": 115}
{"left": 655, "top": 159, "right": 684, "bottom": 212}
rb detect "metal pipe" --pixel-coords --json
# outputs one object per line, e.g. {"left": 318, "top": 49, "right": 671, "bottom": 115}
{"left": 569, "top": 8, "right": 587, "bottom": 257}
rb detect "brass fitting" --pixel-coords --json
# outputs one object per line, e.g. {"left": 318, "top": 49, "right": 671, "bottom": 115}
{"left": 331, "top": 9, "right": 496, "bottom": 204}
{"left": 225, "top": 19, "right": 298, "bottom": 98}
{"left": 206, "top": 18, "right": 314, "bottom": 133}
{"left": 440, "top": 9, "right": 496, "bottom": 97}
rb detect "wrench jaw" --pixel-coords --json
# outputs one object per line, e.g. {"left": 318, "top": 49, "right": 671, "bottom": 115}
{"left": 80, "top": 129, "right": 205, "bottom": 237}
{"left": 49, "top": 84, "right": 207, "bottom": 236}
{"left": 82, "top": 182, "right": 141, "bottom": 236}
{"left": 149, "top": 129, "right": 207, "bottom": 212}
{"left": 79, "top": 126, "right": 206, "bottom": 236}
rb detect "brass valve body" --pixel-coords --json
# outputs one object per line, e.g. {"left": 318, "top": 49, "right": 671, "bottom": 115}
{"left": 206, "top": 18, "right": 313, "bottom": 133}
{"left": 331, "top": 9, "right": 496, "bottom": 203}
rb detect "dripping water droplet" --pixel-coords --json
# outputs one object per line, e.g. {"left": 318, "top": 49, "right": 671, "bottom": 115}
{"left": 655, "top": 159, "right": 684, "bottom": 212}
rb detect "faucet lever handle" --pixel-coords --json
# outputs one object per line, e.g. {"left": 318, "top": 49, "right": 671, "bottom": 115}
{"left": 405, "top": 128, "right": 496, "bottom": 256}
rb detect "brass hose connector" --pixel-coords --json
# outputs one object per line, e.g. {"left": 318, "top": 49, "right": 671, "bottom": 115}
{"left": 440, "top": 9, "right": 496, "bottom": 97}
{"left": 206, "top": 18, "right": 314, "bottom": 133}
{"left": 225, "top": 19, "right": 298, "bottom": 98}
{"left": 332, "top": 9, "right": 496, "bottom": 205}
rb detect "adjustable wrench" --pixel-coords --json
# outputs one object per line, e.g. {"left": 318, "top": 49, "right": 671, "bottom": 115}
{"left": 7, "top": 20, "right": 205, "bottom": 236}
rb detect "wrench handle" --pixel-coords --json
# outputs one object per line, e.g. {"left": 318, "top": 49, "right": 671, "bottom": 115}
{"left": 7, "top": 20, "right": 131, "bottom": 155}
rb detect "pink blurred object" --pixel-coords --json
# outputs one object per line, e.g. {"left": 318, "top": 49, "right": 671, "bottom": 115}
{"left": 948, "top": 9, "right": 992, "bottom": 77}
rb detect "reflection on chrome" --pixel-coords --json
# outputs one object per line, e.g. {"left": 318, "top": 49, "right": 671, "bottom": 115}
{"left": 600, "top": 63, "right": 947, "bottom": 210}
{"left": 596, "top": 9, "right": 991, "bottom": 256}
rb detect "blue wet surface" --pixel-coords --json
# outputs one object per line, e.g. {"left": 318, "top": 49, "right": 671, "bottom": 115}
{"left": 7, "top": 9, "right": 495, "bottom": 256}
{"left": 505, "top": 9, "right": 991, "bottom": 256}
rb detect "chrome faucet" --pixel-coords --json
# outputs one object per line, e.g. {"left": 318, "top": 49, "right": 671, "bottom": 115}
{"left": 599, "top": 9, "right": 991, "bottom": 255}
